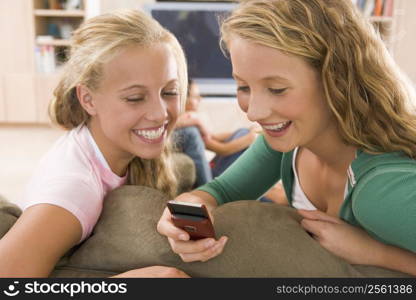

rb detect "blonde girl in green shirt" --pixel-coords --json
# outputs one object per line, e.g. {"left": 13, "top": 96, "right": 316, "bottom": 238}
{"left": 157, "top": 0, "right": 416, "bottom": 276}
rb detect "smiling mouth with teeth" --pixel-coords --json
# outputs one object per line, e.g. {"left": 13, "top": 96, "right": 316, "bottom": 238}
{"left": 262, "top": 121, "right": 292, "bottom": 132}
{"left": 133, "top": 123, "right": 167, "bottom": 141}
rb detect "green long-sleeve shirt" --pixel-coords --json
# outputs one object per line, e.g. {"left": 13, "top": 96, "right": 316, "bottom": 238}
{"left": 198, "top": 135, "right": 416, "bottom": 252}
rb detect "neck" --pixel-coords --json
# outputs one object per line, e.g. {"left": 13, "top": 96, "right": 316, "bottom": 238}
{"left": 87, "top": 120, "right": 133, "bottom": 177}
{"left": 303, "top": 126, "right": 356, "bottom": 172}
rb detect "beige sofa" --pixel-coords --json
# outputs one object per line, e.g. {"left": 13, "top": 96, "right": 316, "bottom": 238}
{"left": 0, "top": 186, "right": 410, "bottom": 278}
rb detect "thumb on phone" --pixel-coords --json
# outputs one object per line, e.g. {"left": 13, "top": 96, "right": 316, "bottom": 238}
{"left": 157, "top": 207, "right": 190, "bottom": 241}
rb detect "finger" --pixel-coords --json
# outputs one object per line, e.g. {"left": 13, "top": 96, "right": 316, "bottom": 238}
{"left": 169, "top": 237, "right": 217, "bottom": 255}
{"left": 297, "top": 209, "right": 343, "bottom": 225}
{"left": 176, "top": 271, "right": 191, "bottom": 278}
{"left": 300, "top": 218, "right": 328, "bottom": 238}
{"left": 157, "top": 208, "right": 190, "bottom": 241}
{"left": 179, "top": 236, "right": 228, "bottom": 262}
{"left": 206, "top": 209, "right": 215, "bottom": 224}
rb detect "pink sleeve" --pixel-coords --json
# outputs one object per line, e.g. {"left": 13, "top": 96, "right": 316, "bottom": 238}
{"left": 23, "top": 175, "right": 103, "bottom": 243}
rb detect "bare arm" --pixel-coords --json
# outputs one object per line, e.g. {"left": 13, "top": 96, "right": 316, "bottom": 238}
{"left": 187, "top": 190, "right": 218, "bottom": 212}
{"left": 210, "top": 132, "right": 234, "bottom": 141}
{"left": 377, "top": 243, "right": 416, "bottom": 276}
{"left": 175, "top": 112, "right": 210, "bottom": 137}
{"left": 175, "top": 112, "right": 200, "bottom": 128}
{"left": 205, "top": 129, "right": 256, "bottom": 156}
{"left": 0, "top": 204, "right": 190, "bottom": 278}
{"left": 299, "top": 209, "right": 416, "bottom": 276}
{"left": 0, "top": 204, "right": 82, "bottom": 277}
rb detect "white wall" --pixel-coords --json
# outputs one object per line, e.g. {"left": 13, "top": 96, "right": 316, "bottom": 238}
{"left": 98, "top": 0, "right": 155, "bottom": 12}
{"left": 394, "top": 0, "right": 416, "bottom": 84}
{"left": 198, "top": 99, "right": 254, "bottom": 134}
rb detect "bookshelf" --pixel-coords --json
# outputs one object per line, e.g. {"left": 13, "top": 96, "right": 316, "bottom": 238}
{"left": 352, "top": 0, "right": 396, "bottom": 51}
{"left": 31, "top": 0, "right": 87, "bottom": 122}
{"left": 34, "top": 9, "right": 85, "bottom": 17}
{"left": 0, "top": 0, "right": 413, "bottom": 124}
{"left": 33, "top": 0, "right": 86, "bottom": 74}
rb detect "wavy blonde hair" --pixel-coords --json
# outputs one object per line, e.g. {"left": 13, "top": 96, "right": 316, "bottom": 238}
{"left": 222, "top": 0, "right": 416, "bottom": 158}
{"left": 49, "top": 9, "right": 188, "bottom": 197}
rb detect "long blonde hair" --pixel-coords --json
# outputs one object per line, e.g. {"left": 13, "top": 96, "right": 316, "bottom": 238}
{"left": 221, "top": 0, "right": 416, "bottom": 158}
{"left": 50, "top": 9, "right": 188, "bottom": 197}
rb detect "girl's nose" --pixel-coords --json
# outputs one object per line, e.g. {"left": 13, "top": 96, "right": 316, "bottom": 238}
{"left": 246, "top": 93, "right": 271, "bottom": 122}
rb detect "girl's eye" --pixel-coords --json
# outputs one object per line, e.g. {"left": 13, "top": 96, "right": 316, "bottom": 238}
{"left": 237, "top": 86, "right": 250, "bottom": 93}
{"left": 125, "top": 96, "right": 144, "bottom": 102}
{"left": 268, "top": 88, "right": 287, "bottom": 95}
{"left": 163, "top": 91, "right": 179, "bottom": 97}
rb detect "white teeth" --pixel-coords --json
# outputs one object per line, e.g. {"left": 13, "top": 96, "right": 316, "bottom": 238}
{"left": 135, "top": 126, "right": 165, "bottom": 140}
{"left": 263, "top": 121, "right": 291, "bottom": 131}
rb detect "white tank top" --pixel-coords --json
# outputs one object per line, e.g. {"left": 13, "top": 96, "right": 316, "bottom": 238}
{"left": 291, "top": 147, "right": 348, "bottom": 210}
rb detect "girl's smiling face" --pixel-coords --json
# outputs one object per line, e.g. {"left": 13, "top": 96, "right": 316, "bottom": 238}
{"left": 228, "top": 36, "right": 336, "bottom": 153}
{"left": 78, "top": 43, "right": 180, "bottom": 173}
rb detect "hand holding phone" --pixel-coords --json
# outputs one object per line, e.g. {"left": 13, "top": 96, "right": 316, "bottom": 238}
{"left": 167, "top": 200, "right": 216, "bottom": 240}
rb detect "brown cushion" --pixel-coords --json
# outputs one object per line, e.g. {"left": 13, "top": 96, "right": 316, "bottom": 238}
{"left": 52, "top": 186, "right": 410, "bottom": 278}
{"left": 0, "top": 196, "right": 21, "bottom": 238}
{"left": 171, "top": 152, "right": 196, "bottom": 195}
{"left": 0, "top": 188, "right": 410, "bottom": 277}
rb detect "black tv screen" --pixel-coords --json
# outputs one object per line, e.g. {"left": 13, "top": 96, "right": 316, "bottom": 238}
{"left": 147, "top": 2, "right": 237, "bottom": 82}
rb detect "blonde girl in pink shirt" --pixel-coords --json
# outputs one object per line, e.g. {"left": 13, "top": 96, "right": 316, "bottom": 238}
{"left": 0, "top": 10, "right": 189, "bottom": 278}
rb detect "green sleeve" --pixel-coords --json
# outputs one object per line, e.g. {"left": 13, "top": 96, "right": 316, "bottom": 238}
{"left": 197, "top": 135, "right": 283, "bottom": 205}
{"left": 352, "top": 168, "right": 416, "bottom": 252}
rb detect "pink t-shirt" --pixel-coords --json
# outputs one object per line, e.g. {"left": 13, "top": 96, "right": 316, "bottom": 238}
{"left": 22, "top": 125, "right": 127, "bottom": 243}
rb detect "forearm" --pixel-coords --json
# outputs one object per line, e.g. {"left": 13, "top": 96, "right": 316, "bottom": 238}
{"left": 205, "top": 139, "right": 231, "bottom": 156}
{"left": 189, "top": 190, "right": 218, "bottom": 211}
{"left": 198, "top": 135, "right": 283, "bottom": 204}
{"left": 175, "top": 116, "right": 200, "bottom": 128}
{"left": 211, "top": 132, "right": 233, "bottom": 141}
{"left": 0, "top": 241, "right": 46, "bottom": 277}
{"left": 206, "top": 135, "right": 252, "bottom": 156}
{"left": 0, "top": 205, "right": 81, "bottom": 277}
{"left": 173, "top": 190, "right": 218, "bottom": 215}
{"left": 377, "top": 243, "right": 416, "bottom": 276}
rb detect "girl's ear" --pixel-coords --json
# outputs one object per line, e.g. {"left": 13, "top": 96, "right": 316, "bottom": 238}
{"left": 76, "top": 84, "right": 97, "bottom": 116}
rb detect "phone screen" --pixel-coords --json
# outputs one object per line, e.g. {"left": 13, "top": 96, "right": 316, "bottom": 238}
{"left": 167, "top": 201, "right": 209, "bottom": 218}
{"left": 167, "top": 200, "right": 215, "bottom": 240}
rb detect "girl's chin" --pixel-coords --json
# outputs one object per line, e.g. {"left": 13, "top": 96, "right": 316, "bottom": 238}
{"left": 134, "top": 148, "right": 164, "bottom": 160}
{"left": 265, "top": 139, "right": 296, "bottom": 153}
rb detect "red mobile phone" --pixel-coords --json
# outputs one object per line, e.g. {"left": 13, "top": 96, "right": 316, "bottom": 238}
{"left": 167, "top": 200, "right": 216, "bottom": 240}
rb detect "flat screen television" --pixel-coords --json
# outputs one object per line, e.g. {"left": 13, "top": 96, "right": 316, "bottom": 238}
{"left": 144, "top": 2, "right": 238, "bottom": 97}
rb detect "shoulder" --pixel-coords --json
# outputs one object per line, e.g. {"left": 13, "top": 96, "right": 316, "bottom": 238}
{"left": 352, "top": 162, "right": 416, "bottom": 213}
{"left": 23, "top": 174, "right": 103, "bottom": 243}
{"left": 22, "top": 126, "right": 111, "bottom": 243}
{"left": 351, "top": 151, "right": 416, "bottom": 251}
{"left": 29, "top": 125, "right": 98, "bottom": 189}
{"left": 352, "top": 151, "right": 416, "bottom": 197}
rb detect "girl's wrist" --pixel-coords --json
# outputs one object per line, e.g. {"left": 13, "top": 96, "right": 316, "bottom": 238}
{"left": 371, "top": 242, "right": 391, "bottom": 267}
{"left": 372, "top": 241, "right": 413, "bottom": 274}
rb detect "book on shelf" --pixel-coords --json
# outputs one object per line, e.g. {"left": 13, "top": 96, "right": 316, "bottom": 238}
{"left": 35, "top": 42, "right": 56, "bottom": 74}
{"left": 353, "top": 0, "right": 394, "bottom": 17}
{"left": 357, "top": 0, "right": 367, "bottom": 11}
{"left": 383, "top": 0, "right": 394, "bottom": 17}
{"left": 374, "top": 0, "right": 383, "bottom": 16}
{"left": 363, "top": 0, "right": 376, "bottom": 17}
{"left": 64, "top": 0, "right": 82, "bottom": 10}
{"left": 47, "top": 0, "right": 82, "bottom": 10}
